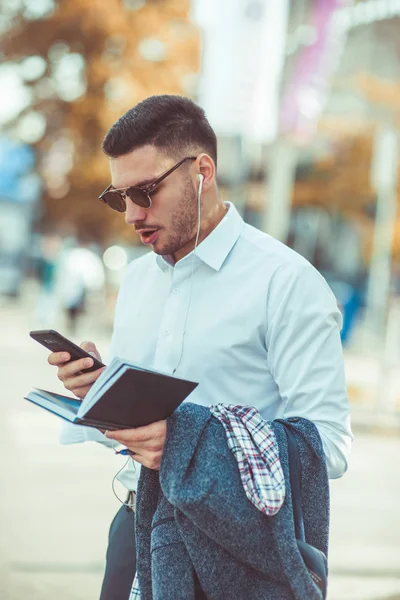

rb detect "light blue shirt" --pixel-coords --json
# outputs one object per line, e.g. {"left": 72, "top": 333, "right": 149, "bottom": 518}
{"left": 61, "top": 202, "right": 352, "bottom": 485}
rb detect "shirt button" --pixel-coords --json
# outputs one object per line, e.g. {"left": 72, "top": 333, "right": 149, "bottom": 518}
{"left": 164, "top": 329, "right": 170, "bottom": 336}
{"left": 172, "top": 288, "right": 179, "bottom": 294}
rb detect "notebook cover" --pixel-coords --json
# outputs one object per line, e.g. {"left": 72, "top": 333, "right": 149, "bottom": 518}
{"left": 82, "top": 367, "right": 198, "bottom": 429}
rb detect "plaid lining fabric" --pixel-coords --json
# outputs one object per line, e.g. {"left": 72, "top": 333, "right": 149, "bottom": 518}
{"left": 129, "top": 574, "right": 140, "bottom": 599}
{"left": 210, "top": 404, "right": 285, "bottom": 516}
{"left": 129, "top": 404, "right": 285, "bottom": 599}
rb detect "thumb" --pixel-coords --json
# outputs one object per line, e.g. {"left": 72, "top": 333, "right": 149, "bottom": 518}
{"left": 80, "top": 341, "right": 102, "bottom": 361}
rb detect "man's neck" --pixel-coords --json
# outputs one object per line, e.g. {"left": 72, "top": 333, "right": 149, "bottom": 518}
{"left": 171, "top": 201, "right": 228, "bottom": 264}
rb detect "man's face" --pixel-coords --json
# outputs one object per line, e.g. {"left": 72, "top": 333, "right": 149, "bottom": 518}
{"left": 109, "top": 145, "right": 198, "bottom": 261}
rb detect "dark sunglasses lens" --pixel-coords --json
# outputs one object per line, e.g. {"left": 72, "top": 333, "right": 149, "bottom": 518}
{"left": 126, "top": 187, "right": 151, "bottom": 209}
{"left": 103, "top": 191, "right": 126, "bottom": 213}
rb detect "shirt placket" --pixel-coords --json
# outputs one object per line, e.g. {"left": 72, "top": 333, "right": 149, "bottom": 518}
{"left": 153, "top": 260, "right": 194, "bottom": 374}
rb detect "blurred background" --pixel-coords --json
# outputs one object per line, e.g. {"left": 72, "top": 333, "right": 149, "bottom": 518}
{"left": 0, "top": 0, "right": 399, "bottom": 599}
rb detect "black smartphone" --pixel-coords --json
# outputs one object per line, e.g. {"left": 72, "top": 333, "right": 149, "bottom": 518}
{"left": 29, "top": 329, "right": 105, "bottom": 372}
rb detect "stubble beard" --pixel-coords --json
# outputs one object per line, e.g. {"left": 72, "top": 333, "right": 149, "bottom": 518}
{"left": 154, "top": 178, "right": 198, "bottom": 257}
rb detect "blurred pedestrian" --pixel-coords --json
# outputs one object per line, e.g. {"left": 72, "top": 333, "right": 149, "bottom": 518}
{"left": 47, "top": 95, "right": 353, "bottom": 599}
{"left": 35, "top": 232, "right": 62, "bottom": 327}
{"left": 55, "top": 238, "right": 105, "bottom": 335}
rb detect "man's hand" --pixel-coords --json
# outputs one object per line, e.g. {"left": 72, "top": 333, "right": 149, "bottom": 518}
{"left": 47, "top": 341, "right": 105, "bottom": 399}
{"left": 105, "top": 420, "right": 167, "bottom": 470}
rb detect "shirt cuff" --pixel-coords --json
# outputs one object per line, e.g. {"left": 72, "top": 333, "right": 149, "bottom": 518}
{"left": 59, "top": 421, "right": 115, "bottom": 448}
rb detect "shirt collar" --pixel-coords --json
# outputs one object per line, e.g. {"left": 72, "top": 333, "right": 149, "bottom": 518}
{"left": 156, "top": 202, "right": 245, "bottom": 272}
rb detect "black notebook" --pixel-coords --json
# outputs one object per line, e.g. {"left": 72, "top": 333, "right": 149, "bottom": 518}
{"left": 24, "top": 357, "right": 198, "bottom": 430}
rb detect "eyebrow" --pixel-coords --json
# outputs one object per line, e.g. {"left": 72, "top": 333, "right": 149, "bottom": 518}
{"left": 131, "top": 163, "right": 178, "bottom": 188}
{"left": 111, "top": 175, "right": 158, "bottom": 191}
{"left": 133, "top": 177, "right": 157, "bottom": 189}
{"left": 111, "top": 179, "right": 155, "bottom": 191}
{"left": 135, "top": 166, "right": 175, "bottom": 188}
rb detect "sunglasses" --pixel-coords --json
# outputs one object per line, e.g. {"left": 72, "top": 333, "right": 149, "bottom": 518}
{"left": 99, "top": 156, "right": 197, "bottom": 213}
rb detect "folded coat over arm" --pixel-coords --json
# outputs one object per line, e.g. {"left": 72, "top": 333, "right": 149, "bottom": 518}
{"left": 135, "top": 403, "right": 329, "bottom": 600}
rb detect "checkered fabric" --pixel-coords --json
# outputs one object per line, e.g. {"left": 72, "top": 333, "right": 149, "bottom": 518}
{"left": 210, "top": 404, "right": 285, "bottom": 516}
{"left": 129, "top": 404, "right": 286, "bottom": 598}
{"left": 129, "top": 574, "right": 140, "bottom": 599}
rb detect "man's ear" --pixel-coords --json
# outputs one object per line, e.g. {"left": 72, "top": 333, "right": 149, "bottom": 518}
{"left": 198, "top": 154, "right": 215, "bottom": 190}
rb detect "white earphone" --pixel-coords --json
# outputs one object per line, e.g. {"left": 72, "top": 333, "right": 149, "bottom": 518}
{"left": 198, "top": 173, "right": 204, "bottom": 200}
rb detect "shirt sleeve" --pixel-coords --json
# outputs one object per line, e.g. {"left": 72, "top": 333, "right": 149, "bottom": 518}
{"left": 265, "top": 263, "right": 353, "bottom": 479}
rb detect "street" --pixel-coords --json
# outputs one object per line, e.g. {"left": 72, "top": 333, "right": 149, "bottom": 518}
{"left": 0, "top": 285, "right": 399, "bottom": 600}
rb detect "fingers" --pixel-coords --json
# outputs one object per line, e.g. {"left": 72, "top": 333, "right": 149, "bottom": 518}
{"left": 62, "top": 365, "right": 105, "bottom": 398}
{"left": 58, "top": 356, "right": 95, "bottom": 377}
{"left": 69, "top": 384, "right": 94, "bottom": 400}
{"left": 106, "top": 420, "right": 166, "bottom": 444}
{"left": 48, "top": 351, "right": 71, "bottom": 366}
{"left": 106, "top": 429, "right": 139, "bottom": 444}
{"left": 46, "top": 340, "right": 104, "bottom": 400}
{"left": 129, "top": 452, "right": 161, "bottom": 470}
{"left": 48, "top": 351, "right": 105, "bottom": 399}
{"left": 106, "top": 421, "right": 167, "bottom": 470}
{"left": 108, "top": 436, "right": 163, "bottom": 470}
{"left": 105, "top": 421, "right": 167, "bottom": 470}
{"left": 80, "top": 341, "right": 102, "bottom": 361}
{"left": 47, "top": 351, "right": 96, "bottom": 370}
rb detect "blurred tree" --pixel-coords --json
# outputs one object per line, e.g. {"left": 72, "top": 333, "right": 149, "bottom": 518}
{"left": 290, "top": 131, "right": 400, "bottom": 264}
{"left": 291, "top": 134, "right": 375, "bottom": 215}
{"left": 0, "top": 0, "right": 200, "bottom": 244}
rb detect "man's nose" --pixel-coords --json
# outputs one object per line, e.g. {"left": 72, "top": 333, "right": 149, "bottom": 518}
{"left": 125, "top": 196, "right": 147, "bottom": 225}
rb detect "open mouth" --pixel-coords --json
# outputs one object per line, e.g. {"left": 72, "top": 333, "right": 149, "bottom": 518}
{"left": 139, "top": 229, "right": 159, "bottom": 245}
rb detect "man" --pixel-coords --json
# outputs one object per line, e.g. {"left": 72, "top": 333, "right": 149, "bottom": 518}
{"left": 49, "top": 95, "right": 352, "bottom": 599}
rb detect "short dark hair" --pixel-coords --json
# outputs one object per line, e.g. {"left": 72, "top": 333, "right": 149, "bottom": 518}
{"left": 102, "top": 95, "right": 217, "bottom": 165}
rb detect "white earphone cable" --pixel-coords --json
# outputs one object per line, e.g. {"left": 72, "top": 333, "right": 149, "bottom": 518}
{"left": 172, "top": 174, "right": 203, "bottom": 374}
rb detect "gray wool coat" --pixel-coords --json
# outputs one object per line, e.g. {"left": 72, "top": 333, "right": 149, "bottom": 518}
{"left": 135, "top": 403, "right": 329, "bottom": 600}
